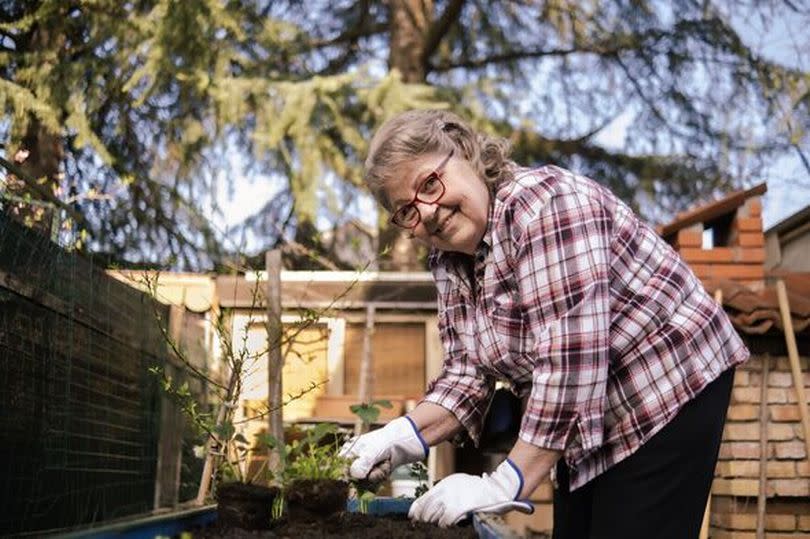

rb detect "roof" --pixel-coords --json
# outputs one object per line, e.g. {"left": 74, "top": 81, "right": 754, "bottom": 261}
{"left": 657, "top": 183, "right": 767, "bottom": 237}
{"left": 765, "top": 204, "right": 810, "bottom": 236}
{"left": 217, "top": 271, "right": 438, "bottom": 310}
{"left": 704, "top": 272, "right": 810, "bottom": 335}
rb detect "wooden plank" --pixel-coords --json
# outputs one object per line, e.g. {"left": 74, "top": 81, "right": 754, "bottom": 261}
{"left": 701, "top": 288, "right": 724, "bottom": 539}
{"left": 344, "top": 323, "right": 426, "bottom": 397}
{"left": 775, "top": 280, "right": 810, "bottom": 468}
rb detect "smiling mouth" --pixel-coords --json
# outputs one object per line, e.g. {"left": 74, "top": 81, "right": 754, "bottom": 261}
{"left": 432, "top": 207, "right": 458, "bottom": 236}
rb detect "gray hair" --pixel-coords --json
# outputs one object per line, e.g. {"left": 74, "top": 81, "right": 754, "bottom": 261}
{"left": 364, "top": 110, "right": 514, "bottom": 211}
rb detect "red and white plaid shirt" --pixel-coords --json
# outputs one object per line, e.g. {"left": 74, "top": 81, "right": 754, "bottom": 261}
{"left": 422, "top": 165, "right": 749, "bottom": 490}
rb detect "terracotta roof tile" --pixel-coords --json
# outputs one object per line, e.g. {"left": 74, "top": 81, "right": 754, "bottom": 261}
{"left": 703, "top": 273, "right": 810, "bottom": 335}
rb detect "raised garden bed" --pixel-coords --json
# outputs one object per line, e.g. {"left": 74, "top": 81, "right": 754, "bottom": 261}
{"left": 64, "top": 496, "right": 518, "bottom": 538}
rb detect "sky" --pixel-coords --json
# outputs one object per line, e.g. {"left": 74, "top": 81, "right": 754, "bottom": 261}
{"left": 212, "top": 5, "right": 810, "bottom": 243}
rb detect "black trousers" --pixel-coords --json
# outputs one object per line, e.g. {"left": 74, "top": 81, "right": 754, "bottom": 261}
{"left": 553, "top": 368, "right": 735, "bottom": 539}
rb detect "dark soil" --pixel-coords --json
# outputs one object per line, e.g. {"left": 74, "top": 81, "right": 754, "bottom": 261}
{"left": 216, "top": 482, "right": 280, "bottom": 531}
{"left": 285, "top": 479, "right": 348, "bottom": 521}
{"left": 191, "top": 511, "right": 478, "bottom": 538}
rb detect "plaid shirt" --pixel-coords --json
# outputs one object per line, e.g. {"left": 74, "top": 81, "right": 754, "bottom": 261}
{"left": 422, "top": 165, "right": 749, "bottom": 490}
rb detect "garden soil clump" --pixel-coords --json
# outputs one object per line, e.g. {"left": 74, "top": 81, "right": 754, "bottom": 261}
{"left": 193, "top": 511, "right": 479, "bottom": 538}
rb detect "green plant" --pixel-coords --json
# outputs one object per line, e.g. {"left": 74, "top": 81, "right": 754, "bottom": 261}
{"left": 349, "top": 399, "right": 393, "bottom": 427}
{"left": 410, "top": 462, "right": 429, "bottom": 498}
{"left": 259, "top": 423, "right": 349, "bottom": 484}
{"left": 358, "top": 490, "right": 376, "bottom": 514}
{"left": 257, "top": 422, "right": 352, "bottom": 518}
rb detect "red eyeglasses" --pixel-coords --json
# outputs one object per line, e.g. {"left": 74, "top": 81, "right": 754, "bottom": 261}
{"left": 390, "top": 149, "right": 454, "bottom": 229}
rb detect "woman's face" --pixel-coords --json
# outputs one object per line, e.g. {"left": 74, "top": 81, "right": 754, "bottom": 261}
{"left": 384, "top": 150, "right": 490, "bottom": 255}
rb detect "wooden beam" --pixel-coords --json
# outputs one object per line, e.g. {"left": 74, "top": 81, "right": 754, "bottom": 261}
{"left": 756, "top": 354, "right": 769, "bottom": 539}
{"left": 266, "top": 250, "right": 284, "bottom": 478}
{"left": 354, "top": 303, "right": 376, "bottom": 435}
{"left": 775, "top": 280, "right": 810, "bottom": 465}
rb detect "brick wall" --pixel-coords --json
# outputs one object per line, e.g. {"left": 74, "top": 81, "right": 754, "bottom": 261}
{"left": 675, "top": 197, "right": 766, "bottom": 289}
{"left": 711, "top": 354, "right": 810, "bottom": 537}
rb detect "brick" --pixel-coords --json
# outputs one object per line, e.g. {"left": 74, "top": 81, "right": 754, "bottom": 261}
{"left": 734, "top": 370, "right": 751, "bottom": 386}
{"left": 715, "top": 460, "right": 796, "bottom": 479}
{"left": 727, "top": 404, "right": 758, "bottom": 421}
{"left": 769, "top": 388, "right": 794, "bottom": 404}
{"left": 799, "top": 515, "right": 810, "bottom": 531}
{"left": 776, "top": 357, "right": 810, "bottom": 371}
{"left": 711, "top": 529, "right": 756, "bottom": 539}
{"left": 724, "top": 422, "right": 760, "bottom": 441}
{"left": 712, "top": 511, "right": 757, "bottom": 530}
{"left": 767, "top": 461, "right": 798, "bottom": 478}
{"left": 770, "top": 404, "right": 802, "bottom": 422}
{"left": 797, "top": 461, "right": 810, "bottom": 477}
{"left": 768, "top": 423, "right": 798, "bottom": 441}
{"left": 737, "top": 232, "right": 764, "bottom": 248}
{"left": 681, "top": 247, "right": 734, "bottom": 263}
{"left": 771, "top": 440, "right": 806, "bottom": 459}
{"left": 733, "top": 217, "right": 763, "bottom": 233}
{"left": 746, "top": 198, "right": 762, "bottom": 217}
{"left": 719, "top": 441, "right": 760, "bottom": 459}
{"left": 735, "top": 247, "right": 766, "bottom": 263}
{"left": 716, "top": 460, "right": 759, "bottom": 477}
{"left": 712, "top": 478, "right": 759, "bottom": 496}
{"left": 769, "top": 371, "right": 796, "bottom": 388}
{"left": 733, "top": 387, "right": 761, "bottom": 404}
{"left": 764, "top": 514, "right": 798, "bottom": 531}
{"left": 756, "top": 499, "right": 808, "bottom": 515}
{"left": 768, "top": 478, "right": 810, "bottom": 497}
{"left": 676, "top": 229, "right": 703, "bottom": 247}
{"left": 691, "top": 263, "right": 765, "bottom": 280}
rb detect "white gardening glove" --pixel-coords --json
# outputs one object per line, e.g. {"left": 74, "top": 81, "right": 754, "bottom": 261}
{"left": 408, "top": 458, "right": 534, "bottom": 527}
{"left": 339, "top": 416, "right": 428, "bottom": 482}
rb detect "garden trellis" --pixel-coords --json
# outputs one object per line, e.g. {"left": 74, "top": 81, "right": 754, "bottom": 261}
{"left": 0, "top": 212, "right": 173, "bottom": 535}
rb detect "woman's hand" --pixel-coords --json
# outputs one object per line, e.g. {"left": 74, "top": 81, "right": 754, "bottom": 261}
{"left": 408, "top": 459, "right": 534, "bottom": 527}
{"left": 338, "top": 416, "right": 428, "bottom": 482}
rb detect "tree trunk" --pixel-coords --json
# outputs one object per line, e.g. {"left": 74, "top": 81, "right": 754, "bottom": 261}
{"left": 5, "top": 23, "right": 65, "bottom": 237}
{"left": 389, "top": 0, "right": 430, "bottom": 83}
{"left": 382, "top": 0, "right": 433, "bottom": 270}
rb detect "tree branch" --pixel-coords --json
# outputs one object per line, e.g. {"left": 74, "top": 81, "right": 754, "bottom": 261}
{"left": 421, "top": 0, "right": 465, "bottom": 67}
{"left": 0, "top": 155, "right": 88, "bottom": 228}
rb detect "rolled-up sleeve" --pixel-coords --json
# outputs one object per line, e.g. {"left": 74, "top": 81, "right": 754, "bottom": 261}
{"left": 511, "top": 189, "right": 611, "bottom": 456}
{"left": 422, "top": 263, "right": 495, "bottom": 446}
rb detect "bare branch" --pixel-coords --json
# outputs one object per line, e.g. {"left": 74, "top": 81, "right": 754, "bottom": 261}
{"left": 421, "top": 0, "right": 466, "bottom": 66}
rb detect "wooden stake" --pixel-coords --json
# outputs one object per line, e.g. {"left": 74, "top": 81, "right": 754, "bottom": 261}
{"left": 699, "top": 288, "right": 724, "bottom": 539}
{"left": 266, "top": 250, "right": 284, "bottom": 478}
{"left": 775, "top": 280, "right": 810, "bottom": 464}
{"left": 354, "top": 303, "right": 376, "bottom": 435}
{"left": 756, "top": 354, "right": 769, "bottom": 539}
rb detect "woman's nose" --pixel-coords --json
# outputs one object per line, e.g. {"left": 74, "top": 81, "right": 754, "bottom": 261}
{"left": 415, "top": 201, "right": 439, "bottom": 229}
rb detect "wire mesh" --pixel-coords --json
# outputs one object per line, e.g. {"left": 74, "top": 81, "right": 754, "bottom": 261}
{"left": 0, "top": 212, "right": 171, "bottom": 535}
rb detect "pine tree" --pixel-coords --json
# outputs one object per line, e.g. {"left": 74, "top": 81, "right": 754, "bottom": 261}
{"left": 1, "top": 1, "right": 807, "bottom": 270}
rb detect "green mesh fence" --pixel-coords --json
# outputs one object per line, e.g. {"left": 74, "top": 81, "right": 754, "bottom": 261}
{"left": 0, "top": 212, "right": 172, "bottom": 535}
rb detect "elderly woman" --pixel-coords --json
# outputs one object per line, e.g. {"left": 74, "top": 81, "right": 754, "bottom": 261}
{"left": 340, "top": 109, "right": 748, "bottom": 538}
